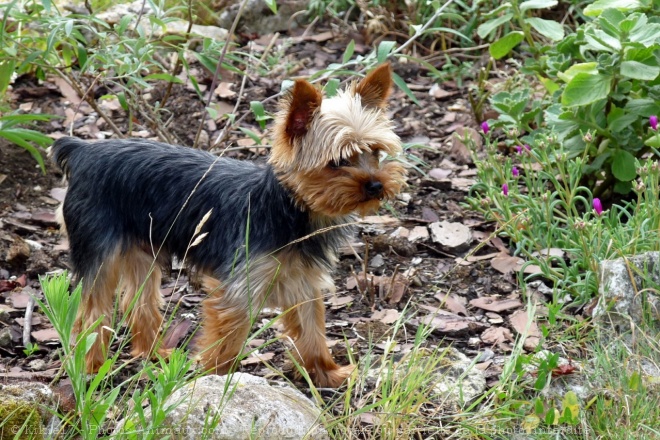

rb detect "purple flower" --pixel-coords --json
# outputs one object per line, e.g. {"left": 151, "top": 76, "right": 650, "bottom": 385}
{"left": 512, "top": 166, "right": 519, "bottom": 177}
{"left": 515, "top": 145, "right": 522, "bottom": 154}
{"left": 502, "top": 183, "right": 509, "bottom": 196}
{"left": 593, "top": 198, "right": 603, "bottom": 216}
{"left": 524, "top": 144, "right": 531, "bottom": 151}
{"left": 651, "top": 115, "right": 658, "bottom": 131}
{"left": 481, "top": 121, "right": 490, "bottom": 134}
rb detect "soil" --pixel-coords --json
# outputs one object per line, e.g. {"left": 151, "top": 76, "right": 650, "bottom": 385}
{"left": 0, "top": 19, "right": 544, "bottom": 431}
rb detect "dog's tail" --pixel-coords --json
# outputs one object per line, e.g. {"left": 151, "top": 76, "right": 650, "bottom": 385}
{"left": 48, "top": 136, "right": 88, "bottom": 178}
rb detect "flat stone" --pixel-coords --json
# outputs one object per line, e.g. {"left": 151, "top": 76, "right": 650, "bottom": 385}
{"left": 115, "top": 373, "right": 329, "bottom": 439}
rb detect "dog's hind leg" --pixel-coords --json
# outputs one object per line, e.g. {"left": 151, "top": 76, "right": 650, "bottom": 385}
{"left": 73, "top": 247, "right": 122, "bottom": 373}
{"left": 119, "top": 247, "right": 165, "bottom": 360}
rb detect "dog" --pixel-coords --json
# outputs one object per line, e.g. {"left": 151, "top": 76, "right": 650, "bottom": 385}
{"left": 50, "top": 63, "right": 406, "bottom": 387}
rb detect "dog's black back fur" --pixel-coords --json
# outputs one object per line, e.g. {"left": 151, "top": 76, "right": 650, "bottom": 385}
{"left": 52, "top": 137, "right": 350, "bottom": 285}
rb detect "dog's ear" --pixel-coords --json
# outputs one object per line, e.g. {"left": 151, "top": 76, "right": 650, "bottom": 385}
{"left": 355, "top": 63, "right": 393, "bottom": 109}
{"left": 285, "top": 80, "right": 323, "bottom": 139}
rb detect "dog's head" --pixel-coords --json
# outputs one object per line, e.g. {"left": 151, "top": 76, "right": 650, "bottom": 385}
{"left": 270, "top": 63, "right": 407, "bottom": 217}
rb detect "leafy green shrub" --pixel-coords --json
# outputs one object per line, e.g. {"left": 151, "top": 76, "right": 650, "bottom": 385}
{"left": 485, "top": 3, "right": 660, "bottom": 196}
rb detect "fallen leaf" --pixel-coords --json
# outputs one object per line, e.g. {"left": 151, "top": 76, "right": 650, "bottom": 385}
{"left": 429, "top": 83, "right": 456, "bottom": 99}
{"left": 52, "top": 76, "right": 82, "bottom": 105}
{"left": 531, "top": 248, "right": 565, "bottom": 259}
{"left": 309, "top": 30, "right": 334, "bottom": 42}
{"left": 509, "top": 309, "right": 542, "bottom": 350}
{"left": 0, "top": 280, "right": 20, "bottom": 293}
{"left": 327, "top": 295, "right": 354, "bottom": 309}
{"left": 428, "top": 168, "right": 452, "bottom": 180}
{"left": 360, "top": 215, "right": 400, "bottom": 225}
{"left": 434, "top": 292, "right": 468, "bottom": 315}
{"left": 240, "top": 352, "right": 275, "bottom": 366}
{"left": 7, "top": 291, "right": 33, "bottom": 309}
{"left": 421, "top": 207, "right": 439, "bottom": 222}
{"left": 32, "top": 328, "right": 60, "bottom": 342}
{"left": 491, "top": 254, "right": 524, "bottom": 274}
{"left": 470, "top": 296, "right": 523, "bottom": 313}
{"left": 371, "top": 309, "right": 400, "bottom": 324}
{"left": 214, "top": 82, "right": 236, "bottom": 99}
{"left": 451, "top": 127, "right": 480, "bottom": 165}
{"left": 466, "top": 252, "right": 501, "bottom": 262}
{"left": 30, "top": 210, "right": 58, "bottom": 226}
{"left": 161, "top": 318, "right": 193, "bottom": 349}
{"left": 480, "top": 326, "right": 514, "bottom": 345}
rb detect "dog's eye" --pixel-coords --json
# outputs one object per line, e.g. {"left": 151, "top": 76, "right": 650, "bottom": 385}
{"left": 330, "top": 158, "right": 351, "bottom": 168}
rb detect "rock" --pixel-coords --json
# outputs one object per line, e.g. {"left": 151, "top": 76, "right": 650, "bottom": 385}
{"left": 28, "top": 359, "right": 47, "bottom": 371}
{"left": 408, "top": 226, "right": 429, "bottom": 243}
{"left": 429, "top": 221, "right": 472, "bottom": 252}
{"left": 369, "top": 254, "right": 385, "bottom": 268}
{"left": 6, "top": 236, "right": 30, "bottom": 266}
{"left": 115, "top": 373, "right": 329, "bottom": 439}
{"left": 217, "top": 0, "right": 307, "bottom": 35}
{"left": 0, "top": 328, "right": 11, "bottom": 347}
{"left": 96, "top": 1, "right": 228, "bottom": 40}
{"left": 593, "top": 252, "right": 660, "bottom": 333}
{"left": 0, "top": 382, "right": 58, "bottom": 439}
{"left": 367, "top": 347, "right": 486, "bottom": 410}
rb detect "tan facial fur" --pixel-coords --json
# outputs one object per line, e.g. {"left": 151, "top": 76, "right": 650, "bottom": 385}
{"left": 270, "top": 63, "right": 407, "bottom": 217}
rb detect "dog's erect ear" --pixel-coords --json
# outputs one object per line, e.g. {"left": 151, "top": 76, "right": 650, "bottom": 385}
{"left": 285, "top": 79, "right": 323, "bottom": 138}
{"left": 355, "top": 63, "right": 393, "bottom": 109}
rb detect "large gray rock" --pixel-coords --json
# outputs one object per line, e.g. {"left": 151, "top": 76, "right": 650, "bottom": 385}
{"left": 368, "top": 347, "right": 486, "bottom": 410}
{"left": 594, "top": 252, "right": 660, "bottom": 333}
{"left": 118, "top": 373, "right": 328, "bottom": 440}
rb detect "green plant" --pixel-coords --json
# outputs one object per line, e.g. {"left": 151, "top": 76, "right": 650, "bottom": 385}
{"left": 22, "top": 342, "right": 38, "bottom": 356}
{"left": 477, "top": 0, "right": 565, "bottom": 59}
{"left": 0, "top": 113, "right": 55, "bottom": 173}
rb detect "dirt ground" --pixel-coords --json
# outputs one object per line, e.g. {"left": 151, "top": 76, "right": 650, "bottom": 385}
{"left": 0, "top": 23, "right": 542, "bottom": 416}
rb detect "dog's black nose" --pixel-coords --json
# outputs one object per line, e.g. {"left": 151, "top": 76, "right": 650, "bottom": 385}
{"left": 365, "top": 180, "right": 383, "bottom": 198}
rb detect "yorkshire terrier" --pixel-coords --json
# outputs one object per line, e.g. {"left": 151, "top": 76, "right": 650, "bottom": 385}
{"left": 50, "top": 63, "right": 406, "bottom": 387}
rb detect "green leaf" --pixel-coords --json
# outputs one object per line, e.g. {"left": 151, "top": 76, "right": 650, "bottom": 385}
{"left": 607, "top": 107, "right": 637, "bottom": 132}
{"left": 250, "top": 101, "right": 271, "bottom": 130}
{"left": 629, "top": 23, "right": 660, "bottom": 46}
{"left": 238, "top": 127, "right": 263, "bottom": 144}
{"left": 645, "top": 134, "right": 660, "bottom": 148}
{"left": 620, "top": 61, "right": 660, "bottom": 81}
{"left": 489, "top": 32, "right": 525, "bottom": 60}
{"left": 628, "top": 371, "right": 641, "bottom": 391}
{"left": 263, "top": 0, "right": 277, "bottom": 14}
{"left": 143, "top": 73, "right": 184, "bottom": 83}
{"left": 583, "top": 0, "right": 643, "bottom": 17}
{"left": 560, "top": 391, "right": 580, "bottom": 424}
{"left": 538, "top": 76, "right": 560, "bottom": 93}
{"left": 0, "top": 130, "right": 46, "bottom": 173}
{"left": 324, "top": 78, "right": 340, "bottom": 98}
{"left": 561, "top": 72, "right": 611, "bottom": 107}
{"left": 0, "top": 61, "right": 16, "bottom": 95}
{"left": 477, "top": 13, "right": 513, "bottom": 39}
{"left": 342, "top": 40, "right": 355, "bottom": 64}
{"left": 584, "top": 28, "right": 621, "bottom": 52}
{"left": 526, "top": 17, "right": 564, "bottom": 41}
{"left": 520, "top": 0, "right": 558, "bottom": 12}
{"left": 611, "top": 150, "right": 637, "bottom": 181}
{"left": 392, "top": 72, "right": 420, "bottom": 106}
{"left": 625, "top": 98, "right": 660, "bottom": 117}
{"left": 377, "top": 41, "right": 396, "bottom": 64}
